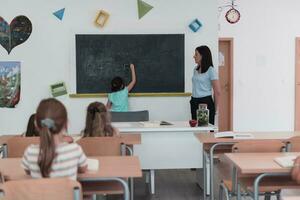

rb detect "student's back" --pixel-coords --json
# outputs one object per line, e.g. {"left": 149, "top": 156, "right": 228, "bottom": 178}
{"left": 107, "top": 64, "right": 136, "bottom": 112}
{"left": 108, "top": 87, "right": 129, "bottom": 112}
{"left": 83, "top": 102, "right": 119, "bottom": 137}
{"left": 21, "top": 98, "right": 87, "bottom": 180}
{"left": 22, "top": 142, "right": 86, "bottom": 180}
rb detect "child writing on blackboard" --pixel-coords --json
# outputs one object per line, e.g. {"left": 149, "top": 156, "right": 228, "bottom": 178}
{"left": 106, "top": 64, "right": 136, "bottom": 112}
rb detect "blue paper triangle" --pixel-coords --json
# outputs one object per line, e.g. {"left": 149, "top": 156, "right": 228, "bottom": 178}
{"left": 53, "top": 8, "right": 65, "bottom": 21}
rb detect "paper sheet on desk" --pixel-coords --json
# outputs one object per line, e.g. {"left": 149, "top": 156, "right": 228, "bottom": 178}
{"left": 139, "top": 121, "right": 160, "bottom": 127}
{"left": 274, "top": 156, "right": 297, "bottom": 168}
{"left": 112, "top": 122, "right": 133, "bottom": 128}
{"left": 87, "top": 158, "right": 99, "bottom": 171}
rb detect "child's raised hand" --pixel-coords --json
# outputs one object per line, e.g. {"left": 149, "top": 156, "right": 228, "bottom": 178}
{"left": 130, "top": 64, "right": 135, "bottom": 70}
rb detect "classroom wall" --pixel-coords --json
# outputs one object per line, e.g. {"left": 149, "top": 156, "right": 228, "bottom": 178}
{"left": 218, "top": 0, "right": 300, "bottom": 131}
{"left": 0, "top": 0, "right": 218, "bottom": 134}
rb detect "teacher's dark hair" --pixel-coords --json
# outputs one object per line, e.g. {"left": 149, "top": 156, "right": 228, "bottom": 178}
{"left": 196, "top": 45, "right": 214, "bottom": 73}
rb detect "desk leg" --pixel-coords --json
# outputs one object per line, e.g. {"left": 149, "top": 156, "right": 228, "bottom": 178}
{"left": 150, "top": 169, "right": 155, "bottom": 194}
{"left": 80, "top": 177, "right": 130, "bottom": 200}
{"left": 130, "top": 178, "right": 134, "bottom": 200}
{"left": 202, "top": 150, "right": 211, "bottom": 199}
{"left": 73, "top": 187, "right": 81, "bottom": 200}
{"left": 203, "top": 150, "right": 207, "bottom": 200}
{"left": 209, "top": 142, "right": 235, "bottom": 200}
{"left": 253, "top": 173, "right": 289, "bottom": 200}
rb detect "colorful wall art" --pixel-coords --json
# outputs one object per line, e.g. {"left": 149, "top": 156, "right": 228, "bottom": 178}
{"left": 0, "top": 15, "right": 32, "bottom": 54}
{"left": 0, "top": 61, "right": 21, "bottom": 108}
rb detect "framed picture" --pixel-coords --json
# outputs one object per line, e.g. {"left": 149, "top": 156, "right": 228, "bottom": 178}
{"left": 94, "top": 10, "right": 110, "bottom": 28}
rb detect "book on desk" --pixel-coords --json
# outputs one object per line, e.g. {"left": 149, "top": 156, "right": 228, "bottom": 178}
{"left": 214, "top": 131, "right": 254, "bottom": 139}
{"left": 139, "top": 121, "right": 173, "bottom": 127}
{"left": 274, "top": 155, "right": 297, "bottom": 168}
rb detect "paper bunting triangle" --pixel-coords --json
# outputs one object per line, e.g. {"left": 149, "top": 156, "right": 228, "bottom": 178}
{"left": 53, "top": 8, "right": 65, "bottom": 21}
{"left": 137, "top": 0, "right": 153, "bottom": 19}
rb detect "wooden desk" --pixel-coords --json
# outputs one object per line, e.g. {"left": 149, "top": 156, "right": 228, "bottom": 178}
{"left": 0, "top": 135, "right": 17, "bottom": 146}
{"left": 224, "top": 152, "right": 300, "bottom": 200}
{"left": 72, "top": 134, "right": 141, "bottom": 146}
{"left": 195, "top": 131, "right": 300, "bottom": 199}
{"left": 113, "top": 121, "right": 217, "bottom": 133}
{"left": 0, "top": 156, "right": 141, "bottom": 200}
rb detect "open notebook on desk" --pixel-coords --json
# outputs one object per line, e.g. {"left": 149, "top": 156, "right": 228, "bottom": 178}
{"left": 214, "top": 131, "right": 254, "bottom": 139}
{"left": 139, "top": 121, "right": 173, "bottom": 127}
{"left": 274, "top": 155, "right": 297, "bottom": 168}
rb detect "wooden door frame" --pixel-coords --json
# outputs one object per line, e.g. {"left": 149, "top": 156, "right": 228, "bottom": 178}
{"left": 295, "top": 38, "right": 300, "bottom": 130}
{"left": 219, "top": 38, "right": 234, "bottom": 130}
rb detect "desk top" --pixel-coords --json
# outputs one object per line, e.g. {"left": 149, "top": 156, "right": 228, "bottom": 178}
{"left": 0, "top": 156, "right": 142, "bottom": 181}
{"left": 72, "top": 134, "right": 141, "bottom": 145}
{"left": 224, "top": 152, "right": 300, "bottom": 174}
{"left": 195, "top": 131, "right": 300, "bottom": 144}
{"left": 112, "top": 121, "right": 217, "bottom": 133}
{"left": 0, "top": 134, "right": 141, "bottom": 146}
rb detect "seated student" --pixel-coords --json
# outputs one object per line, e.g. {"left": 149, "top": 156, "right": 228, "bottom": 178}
{"left": 24, "top": 113, "right": 39, "bottom": 137}
{"left": 21, "top": 98, "right": 87, "bottom": 180}
{"left": 106, "top": 63, "right": 136, "bottom": 112}
{"left": 83, "top": 102, "right": 119, "bottom": 137}
{"left": 24, "top": 113, "right": 73, "bottom": 143}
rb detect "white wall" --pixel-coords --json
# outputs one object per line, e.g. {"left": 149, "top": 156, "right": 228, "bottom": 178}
{"left": 0, "top": 0, "right": 217, "bottom": 134}
{"left": 218, "top": 0, "right": 299, "bottom": 131}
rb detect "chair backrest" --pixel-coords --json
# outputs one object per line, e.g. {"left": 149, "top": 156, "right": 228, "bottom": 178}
{"left": 284, "top": 136, "right": 300, "bottom": 152}
{"left": 111, "top": 110, "right": 149, "bottom": 122}
{"left": 232, "top": 140, "right": 286, "bottom": 153}
{"left": 77, "top": 137, "right": 123, "bottom": 156}
{"left": 0, "top": 178, "right": 82, "bottom": 200}
{"left": 3, "top": 136, "right": 39, "bottom": 158}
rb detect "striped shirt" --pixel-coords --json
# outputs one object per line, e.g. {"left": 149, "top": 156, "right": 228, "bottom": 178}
{"left": 21, "top": 143, "right": 87, "bottom": 180}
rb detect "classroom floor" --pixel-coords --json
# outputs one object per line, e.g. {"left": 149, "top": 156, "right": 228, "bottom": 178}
{"left": 106, "top": 169, "right": 202, "bottom": 200}
{"left": 106, "top": 169, "right": 281, "bottom": 200}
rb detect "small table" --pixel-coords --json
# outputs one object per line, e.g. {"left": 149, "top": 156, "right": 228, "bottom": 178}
{"left": 224, "top": 152, "right": 300, "bottom": 200}
{"left": 195, "top": 131, "right": 300, "bottom": 200}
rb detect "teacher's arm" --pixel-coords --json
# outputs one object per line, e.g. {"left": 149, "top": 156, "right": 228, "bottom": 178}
{"left": 212, "top": 80, "right": 221, "bottom": 112}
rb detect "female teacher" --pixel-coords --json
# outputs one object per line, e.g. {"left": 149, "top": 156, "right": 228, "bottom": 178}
{"left": 190, "top": 45, "right": 221, "bottom": 125}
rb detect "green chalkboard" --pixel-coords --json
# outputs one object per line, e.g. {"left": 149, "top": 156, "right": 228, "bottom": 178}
{"left": 76, "top": 34, "right": 185, "bottom": 93}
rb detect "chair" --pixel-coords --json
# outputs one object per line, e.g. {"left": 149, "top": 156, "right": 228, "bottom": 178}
{"left": 111, "top": 110, "right": 149, "bottom": 122}
{"left": 76, "top": 137, "right": 128, "bottom": 198}
{"left": 218, "top": 140, "right": 287, "bottom": 200}
{"left": 77, "top": 137, "right": 124, "bottom": 156}
{"left": 284, "top": 136, "right": 300, "bottom": 152}
{"left": 0, "top": 178, "right": 82, "bottom": 200}
{"left": 2, "top": 136, "right": 39, "bottom": 158}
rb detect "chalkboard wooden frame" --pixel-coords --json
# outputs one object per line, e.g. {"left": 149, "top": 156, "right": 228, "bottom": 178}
{"left": 75, "top": 34, "right": 185, "bottom": 95}
{"left": 69, "top": 92, "right": 191, "bottom": 98}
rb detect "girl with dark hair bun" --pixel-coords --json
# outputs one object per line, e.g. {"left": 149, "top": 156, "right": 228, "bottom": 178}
{"left": 190, "top": 45, "right": 221, "bottom": 125}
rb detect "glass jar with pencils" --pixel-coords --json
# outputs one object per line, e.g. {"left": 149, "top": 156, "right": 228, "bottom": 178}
{"left": 197, "top": 104, "right": 209, "bottom": 126}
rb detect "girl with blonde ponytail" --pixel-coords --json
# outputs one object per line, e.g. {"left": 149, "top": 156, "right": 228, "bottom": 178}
{"left": 83, "top": 102, "right": 119, "bottom": 137}
{"left": 21, "top": 98, "right": 87, "bottom": 180}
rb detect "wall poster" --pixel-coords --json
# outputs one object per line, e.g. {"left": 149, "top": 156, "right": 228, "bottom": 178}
{"left": 0, "top": 61, "right": 21, "bottom": 108}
